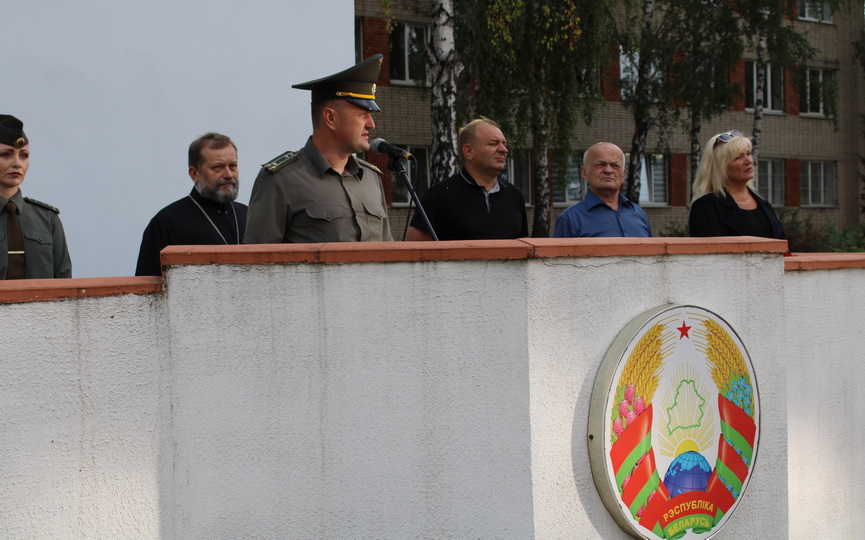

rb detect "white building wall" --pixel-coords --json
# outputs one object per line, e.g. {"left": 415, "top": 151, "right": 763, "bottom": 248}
{"left": 0, "top": 245, "right": 860, "bottom": 539}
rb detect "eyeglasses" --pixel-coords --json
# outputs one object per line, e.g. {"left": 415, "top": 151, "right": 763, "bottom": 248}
{"left": 714, "top": 130, "right": 742, "bottom": 148}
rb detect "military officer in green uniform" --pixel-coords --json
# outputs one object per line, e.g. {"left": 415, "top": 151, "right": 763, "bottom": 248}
{"left": 0, "top": 115, "right": 72, "bottom": 279}
{"left": 244, "top": 54, "right": 393, "bottom": 244}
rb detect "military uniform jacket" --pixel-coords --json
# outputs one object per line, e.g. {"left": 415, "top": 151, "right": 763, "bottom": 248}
{"left": 244, "top": 137, "right": 393, "bottom": 244}
{"left": 0, "top": 189, "right": 72, "bottom": 279}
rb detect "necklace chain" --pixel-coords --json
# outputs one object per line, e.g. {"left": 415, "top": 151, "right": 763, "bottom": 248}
{"left": 187, "top": 194, "right": 239, "bottom": 245}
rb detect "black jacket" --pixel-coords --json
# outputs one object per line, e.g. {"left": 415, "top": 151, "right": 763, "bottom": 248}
{"left": 689, "top": 190, "right": 784, "bottom": 239}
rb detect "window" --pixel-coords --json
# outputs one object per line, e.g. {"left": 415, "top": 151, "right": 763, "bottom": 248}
{"left": 500, "top": 149, "right": 532, "bottom": 204}
{"left": 552, "top": 153, "right": 584, "bottom": 204}
{"left": 798, "top": 1, "right": 833, "bottom": 22}
{"left": 638, "top": 154, "right": 668, "bottom": 205}
{"left": 391, "top": 146, "right": 430, "bottom": 206}
{"left": 800, "top": 161, "right": 836, "bottom": 207}
{"left": 745, "top": 61, "right": 784, "bottom": 112}
{"left": 390, "top": 23, "right": 428, "bottom": 85}
{"left": 800, "top": 68, "right": 836, "bottom": 116}
{"left": 756, "top": 159, "right": 785, "bottom": 206}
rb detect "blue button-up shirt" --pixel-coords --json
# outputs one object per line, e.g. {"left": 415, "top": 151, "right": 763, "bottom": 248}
{"left": 553, "top": 191, "right": 652, "bottom": 238}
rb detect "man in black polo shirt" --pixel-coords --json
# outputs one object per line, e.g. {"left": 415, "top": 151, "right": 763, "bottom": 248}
{"left": 405, "top": 117, "right": 528, "bottom": 241}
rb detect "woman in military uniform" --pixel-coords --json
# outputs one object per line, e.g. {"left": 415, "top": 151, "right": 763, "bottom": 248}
{"left": 0, "top": 115, "right": 72, "bottom": 279}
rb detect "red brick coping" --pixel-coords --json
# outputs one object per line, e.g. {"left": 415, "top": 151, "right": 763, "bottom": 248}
{"left": 783, "top": 252, "right": 865, "bottom": 271}
{"left": 0, "top": 276, "right": 162, "bottom": 304}
{"left": 1, "top": 237, "right": 859, "bottom": 303}
{"left": 159, "top": 236, "right": 788, "bottom": 266}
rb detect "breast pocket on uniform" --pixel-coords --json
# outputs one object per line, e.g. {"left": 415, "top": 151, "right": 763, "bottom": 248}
{"left": 22, "top": 230, "right": 54, "bottom": 269}
{"left": 361, "top": 202, "right": 387, "bottom": 221}
{"left": 304, "top": 205, "right": 347, "bottom": 222}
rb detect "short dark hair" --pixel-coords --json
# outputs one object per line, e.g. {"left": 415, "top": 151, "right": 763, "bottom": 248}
{"left": 311, "top": 99, "right": 345, "bottom": 130}
{"left": 188, "top": 132, "right": 237, "bottom": 169}
{"left": 458, "top": 117, "right": 501, "bottom": 161}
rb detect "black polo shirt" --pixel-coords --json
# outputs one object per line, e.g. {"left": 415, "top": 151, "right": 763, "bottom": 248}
{"left": 410, "top": 170, "right": 528, "bottom": 240}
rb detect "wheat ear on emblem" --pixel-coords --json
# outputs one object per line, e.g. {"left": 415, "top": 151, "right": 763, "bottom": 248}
{"left": 608, "top": 322, "right": 672, "bottom": 521}
{"left": 696, "top": 318, "right": 757, "bottom": 502}
{"left": 700, "top": 319, "right": 754, "bottom": 419}
{"left": 611, "top": 323, "right": 665, "bottom": 443}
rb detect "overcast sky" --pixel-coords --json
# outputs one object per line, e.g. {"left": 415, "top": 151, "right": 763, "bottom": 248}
{"left": 6, "top": 0, "right": 353, "bottom": 277}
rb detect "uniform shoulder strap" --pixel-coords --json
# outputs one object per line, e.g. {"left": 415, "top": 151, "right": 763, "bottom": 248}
{"left": 24, "top": 197, "right": 60, "bottom": 214}
{"left": 356, "top": 157, "right": 382, "bottom": 175}
{"left": 262, "top": 150, "right": 299, "bottom": 173}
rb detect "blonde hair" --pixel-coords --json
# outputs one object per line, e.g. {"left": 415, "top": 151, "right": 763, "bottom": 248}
{"left": 691, "top": 132, "right": 755, "bottom": 203}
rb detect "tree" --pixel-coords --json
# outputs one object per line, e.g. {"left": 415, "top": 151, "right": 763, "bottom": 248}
{"left": 452, "top": 0, "right": 613, "bottom": 236}
{"left": 853, "top": 22, "right": 865, "bottom": 213}
{"left": 428, "top": 0, "right": 462, "bottom": 184}
{"left": 617, "top": 0, "right": 679, "bottom": 204}
{"left": 664, "top": 0, "right": 745, "bottom": 184}
{"left": 734, "top": 1, "right": 828, "bottom": 160}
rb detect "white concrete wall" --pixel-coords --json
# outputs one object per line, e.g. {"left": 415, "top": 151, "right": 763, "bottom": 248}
{"left": 526, "top": 252, "right": 788, "bottom": 539}
{"left": 163, "top": 261, "right": 534, "bottom": 538}
{"left": 0, "top": 293, "right": 166, "bottom": 538}
{"left": 0, "top": 247, "right": 860, "bottom": 538}
{"left": 784, "top": 268, "right": 865, "bottom": 538}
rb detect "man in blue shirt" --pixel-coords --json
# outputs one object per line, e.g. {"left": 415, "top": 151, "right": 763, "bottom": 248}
{"left": 553, "top": 142, "right": 652, "bottom": 238}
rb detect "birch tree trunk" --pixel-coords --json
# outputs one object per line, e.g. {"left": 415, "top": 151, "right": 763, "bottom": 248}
{"left": 531, "top": 72, "right": 551, "bottom": 237}
{"left": 624, "top": 0, "right": 655, "bottom": 204}
{"left": 532, "top": 144, "right": 551, "bottom": 236}
{"left": 428, "top": 0, "right": 462, "bottom": 184}
{"left": 689, "top": 110, "right": 702, "bottom": 198}
{"left": 626, "top": 122, "right": 647, "bottom": 204}
{"left": 751, "top": 17, "right": 768, "bottom": 163}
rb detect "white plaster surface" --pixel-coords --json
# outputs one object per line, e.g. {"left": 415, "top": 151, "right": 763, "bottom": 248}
{"left": 0, "top": 250, "right": 860, "bottom": 538}
{"left": 526, "top": 253, "right": 788, "bottom": 539}
{"left": 164, "top": 261, "right": 534, "bottom": 538}
{"left": 784, "top": 268, "right": 865, "bottom": 539}
{"left": 0, "top": 294, "right": 166, "bottom": 538}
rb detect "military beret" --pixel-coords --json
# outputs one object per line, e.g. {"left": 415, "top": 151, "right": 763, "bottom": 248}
{"left": 292, "top": 54, "right": 383, "bottom": 112}
{"left": 0, "top": 115, "right": 28, "bottom": 149}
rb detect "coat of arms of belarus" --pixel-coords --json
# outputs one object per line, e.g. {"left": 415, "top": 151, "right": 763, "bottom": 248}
{"left": 588, "top": 305, "right": 759, "bottom": 539}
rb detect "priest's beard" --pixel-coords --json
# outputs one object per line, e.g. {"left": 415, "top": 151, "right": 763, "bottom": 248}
{"left": 196, "top": 180, "right": 239, "bottom": 205}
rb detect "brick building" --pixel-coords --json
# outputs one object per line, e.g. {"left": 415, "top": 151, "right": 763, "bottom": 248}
{"left": 355, "top": 0, "right": 865, "bottom": 238}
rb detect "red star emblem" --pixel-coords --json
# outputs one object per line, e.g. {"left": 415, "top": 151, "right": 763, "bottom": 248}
{"left": 677, "top": 321, "right": 691, "bottom": 339}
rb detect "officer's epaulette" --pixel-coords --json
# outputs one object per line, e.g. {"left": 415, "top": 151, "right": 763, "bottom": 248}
{"left": 24, "top": 197, "right": 60, "bottom": 214}
{"left": 356, "top": 157, "right": 382, "bottom": 174}
{"left": 262, "top": 150, "right": 299, "bottom": 173}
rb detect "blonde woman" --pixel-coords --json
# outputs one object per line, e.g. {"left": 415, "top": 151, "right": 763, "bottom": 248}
{"left": 689, "top": 130, "right": 783, "bottom": 239}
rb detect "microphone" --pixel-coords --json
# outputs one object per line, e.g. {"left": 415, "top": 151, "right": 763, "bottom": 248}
{"left": 370, "top": 138, "right": 413, "bottom": 159}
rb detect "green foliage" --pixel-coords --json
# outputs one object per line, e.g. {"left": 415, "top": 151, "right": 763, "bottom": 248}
{"left": 855, "top": 31, "right": 865, "bottom": 213}
{"left": 656, "top": 221, "right": 690, "bottom": 237}
{"left": 455, "top": 0, "right": 611, "bottom": 146}
{"left": 777, "top": 208, "right": 834, "bottom": 252}
{"left": 777, "top": 209, "right": 865, "bottom": 252}
{"left": 825, "top": 222, "right": 865, "bottom": 252}
{"left": 455, "top": 0, "right": 615, "bottom": 236}
{"left": 377, "top": 0, "right": 396, "bottom": 34}
{"left": 655, "top": 210, "right": 865, "bottom": 251}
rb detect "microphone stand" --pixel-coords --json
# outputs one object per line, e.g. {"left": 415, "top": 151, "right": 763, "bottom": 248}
{"left": 388, "top": 154, "right": 438, "bottom": 241}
